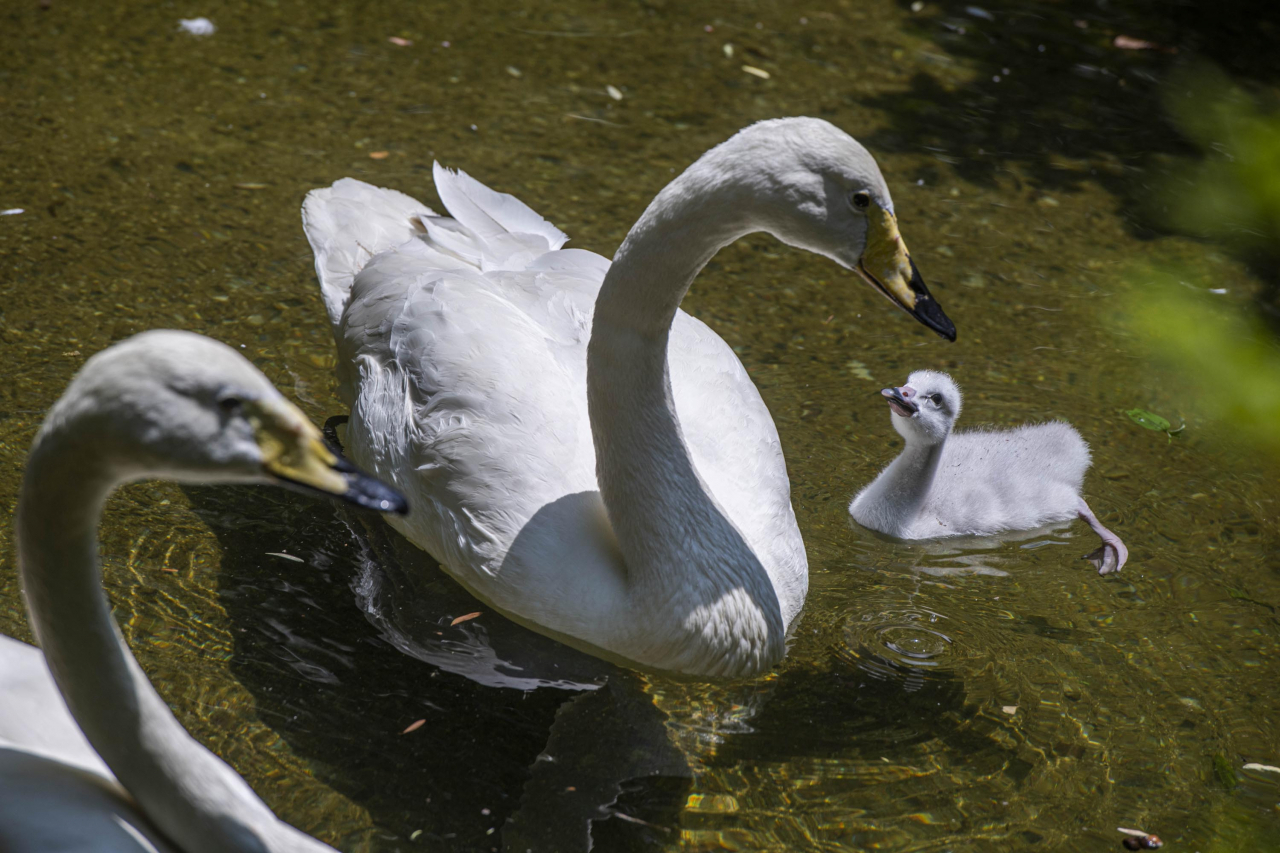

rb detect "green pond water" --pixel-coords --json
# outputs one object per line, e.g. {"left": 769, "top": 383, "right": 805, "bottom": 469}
{"left": 2, "top": 0, "right": 1279, "bottom": 850}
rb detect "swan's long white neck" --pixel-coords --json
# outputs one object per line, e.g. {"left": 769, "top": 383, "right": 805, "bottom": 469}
{"left": 585, "top": 152, "right": 786, "bottom": 675}
{"left": 17, "top": 403, "right": 332, "bottom": 853}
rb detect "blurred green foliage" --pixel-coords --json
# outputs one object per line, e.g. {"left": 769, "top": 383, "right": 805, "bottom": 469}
{"left": 1130, "top": 66, "right": 1280, "bottom": 455}
{"left": 1161, "top": 66, "right": 1280, "bottom": 251}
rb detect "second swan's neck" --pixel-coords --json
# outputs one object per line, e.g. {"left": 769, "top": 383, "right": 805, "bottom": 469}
{"left": 585, "top": 155, "right": 786, "bottom": 676}
{"left": 17, "top": 408, "right": 333, "bottom": 853}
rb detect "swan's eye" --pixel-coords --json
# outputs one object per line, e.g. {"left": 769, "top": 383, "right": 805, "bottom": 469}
{"left": 851, "top": 191, "right": 871, "bottom": 210}
{"left": 930, "top": 394, "right": 943, "bottom": 406}
{"left": 217, "top": 394, "right": 244, "bottom": 416}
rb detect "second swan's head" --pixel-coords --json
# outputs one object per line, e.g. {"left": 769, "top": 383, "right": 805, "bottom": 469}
{"left": 882, "top": 369, "right": 962, "bottom": 445}
{"left": 43, "top": 330, "right": 408, "bottom": 514}
{"left": 709, "top": 118, "right": 956, "bottom": 341}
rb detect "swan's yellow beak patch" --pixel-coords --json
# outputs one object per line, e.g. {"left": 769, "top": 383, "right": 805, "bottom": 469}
{"left": 856, "top": 207, "right": 917, "bottom": 311}
{"left": 249, "top": 397, "right": 347, "bottom": 495}
{"left": 854, "top": 203, "right": 957, "bottom": 341}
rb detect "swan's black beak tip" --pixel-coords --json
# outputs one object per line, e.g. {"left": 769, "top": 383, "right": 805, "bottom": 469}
{"left": 908, "top": 259, "right": 956, "bottom": 342}
{"left": 915, "top": 295, "right": 957, "bottom": 342}
{"left": 332, "top": 455, "right": 409, "bottom": 515}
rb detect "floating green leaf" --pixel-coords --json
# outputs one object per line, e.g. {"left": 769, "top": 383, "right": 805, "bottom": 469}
{"left": 1126, "top": 408, "right": 1172, "bottom": 431}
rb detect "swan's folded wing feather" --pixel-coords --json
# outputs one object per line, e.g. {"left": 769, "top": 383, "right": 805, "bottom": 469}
{"left": 344, "top": 255, "right": 597, "bottom": 577}
{"left": 306, "top": 170, "right": 583, "bottom": 341}
{"left": 432, "top": 162, "right": 568, "bottom": 251}
{"left": 526, "top": 247, "right": 612, "bottom": 278}
{"left": 302, "top": 178, "right": 435, "bottom": 330}
{"left": 326, "top": 185, "right": 804, "bottom": 622}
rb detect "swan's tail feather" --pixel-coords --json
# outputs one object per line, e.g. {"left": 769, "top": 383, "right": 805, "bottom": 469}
{"left": 431, "top": 162, "right": 568, "bottom": 252}
{"left": 303, "top": 168, "right": 569, "bottom": 334}
{"left": 302, "top": 178, "right": 434, "bottom": 331}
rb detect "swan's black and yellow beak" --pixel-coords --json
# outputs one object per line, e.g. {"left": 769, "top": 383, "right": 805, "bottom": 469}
{"left": 856, "top": 206, "right": 957, "bottom": 342}
{"left": 248, "top": 397, "right": 408, "bottom": 514}
{"left": 882, "top": 386, "right": 919, "bottom": 418}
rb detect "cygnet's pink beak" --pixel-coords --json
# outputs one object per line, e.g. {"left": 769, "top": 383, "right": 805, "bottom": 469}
{"left": 882, "top": 384, "right": 918, "bottom": 418}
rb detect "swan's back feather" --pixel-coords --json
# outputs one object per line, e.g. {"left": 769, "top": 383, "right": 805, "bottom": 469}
{"left": 917, "top": 421, "right": 1089, "bottom": 536}
{"left": 945, "top": 421, "right": 1090, "bottom": 492}
{"left": 0, "top": 636, "right": 175, "bottom": 851}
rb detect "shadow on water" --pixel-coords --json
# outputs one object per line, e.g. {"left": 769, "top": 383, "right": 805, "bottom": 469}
{"left": 870, "top": 0, "right": 1280, "bottom": 310}
{"left": 182, "top": 483, "right": 691, "bottom": 853}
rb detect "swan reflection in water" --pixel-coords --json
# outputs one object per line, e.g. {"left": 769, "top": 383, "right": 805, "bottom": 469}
{"left": 193, "top": 483, "right": 696, "bottom": 852}
{"left": 197, "top": 478, "right": 1087, "bottom": 851}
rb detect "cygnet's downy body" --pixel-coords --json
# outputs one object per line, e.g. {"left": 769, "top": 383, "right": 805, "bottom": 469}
{"left": 849, "top": 370, "right": 1128, "bottom": 574}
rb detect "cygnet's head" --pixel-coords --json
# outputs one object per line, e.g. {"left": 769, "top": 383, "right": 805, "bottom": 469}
{"left": 47, "top": 330, "right": 407, "bottom": 513}
{"left": 882, "top": 369, "right": 962, "bottom": 445}
{"left": 702, "top": 118, "right": 955, "bottom": 341}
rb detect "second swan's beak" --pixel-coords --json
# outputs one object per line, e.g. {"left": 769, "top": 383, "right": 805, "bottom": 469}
{"left": 856, "top": 206, "right": 957, "bottom": 342}
{"left": 249, "top": 397, "right": 408, "bottom": 514}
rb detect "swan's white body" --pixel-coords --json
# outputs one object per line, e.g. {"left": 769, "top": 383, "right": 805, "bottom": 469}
{"left": 849, "top": 370, "right": 1128, "bottom": 573}
{"left": 304, "top": 118, "right": 954, "bottom": 677}
{"left": 0, "top": 331, "right": 404, "bottom": 852}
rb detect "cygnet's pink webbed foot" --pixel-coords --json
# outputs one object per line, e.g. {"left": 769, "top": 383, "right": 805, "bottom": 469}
{"left": 1083, "top": 540, "right": 1127, "bottom": 574}
{"left": 1077, "top": 498, "right": 1128, "bottom": 575}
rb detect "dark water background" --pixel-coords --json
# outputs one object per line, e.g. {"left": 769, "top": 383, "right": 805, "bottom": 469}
{"left": 2, "top": 1, "right": 1278, "bottom": 850}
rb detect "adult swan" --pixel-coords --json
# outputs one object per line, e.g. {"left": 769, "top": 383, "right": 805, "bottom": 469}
{"left": 0, "top": 330, "right": 406, "bottom": 852}
{"left": 303, "top": 118, "right": 956, "bottom": 678}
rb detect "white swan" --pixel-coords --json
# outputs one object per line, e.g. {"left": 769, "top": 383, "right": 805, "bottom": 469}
{"left": 0, "top": 330, "right": 406, "bottom": 852}
{"left": 848, "top": 370, "right": 1129, "bottom": 573}
{"left": 303, "top": 117, "right": 956, "bottom": 678}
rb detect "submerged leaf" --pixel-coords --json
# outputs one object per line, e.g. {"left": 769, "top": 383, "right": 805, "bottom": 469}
{"left": 1126, "top": 408, "right": 1172, "bottom": 431}
{"left": 1212, "top": 752, "right": 1238, "bottom": 789}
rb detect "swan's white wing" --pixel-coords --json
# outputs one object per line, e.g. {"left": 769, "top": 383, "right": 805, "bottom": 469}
{"left": 340, "top": 245, "right": 804, "bottom": 627}
{"left": 668, "top": 314, "right": 808, "bottom": 623}
{"left": 0, "top": 634, "right": 112, "bottom": 780}
{"left": 339, "top": 243, "right": 606, "bottom": 587}
{"left": 0, "top": 636, "right": 176, "bottom": 852}
{"left": 0, "top": 749, "right": 176, "bottom": 853}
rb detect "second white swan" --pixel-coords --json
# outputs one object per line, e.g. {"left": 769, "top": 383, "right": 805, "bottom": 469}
{"left": 303, "top": 118, "right": 956, "bottom": 678}
{"left": 0, "top": 330, "right": 406, "bottom": 852}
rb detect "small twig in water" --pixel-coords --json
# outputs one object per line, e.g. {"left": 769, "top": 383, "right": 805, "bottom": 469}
{"left": 565, "top": 113, "right": 624, "bottom": 127}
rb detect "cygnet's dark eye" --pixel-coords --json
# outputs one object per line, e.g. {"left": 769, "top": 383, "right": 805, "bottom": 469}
{"left": 930, "top": 393, "right": 943, "bottom": 405}
{"left": 852, "top": 191, "right": 871, "bottom": 210}
{"left": 217, "top": 394, "right": 244, "bottom": 416}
